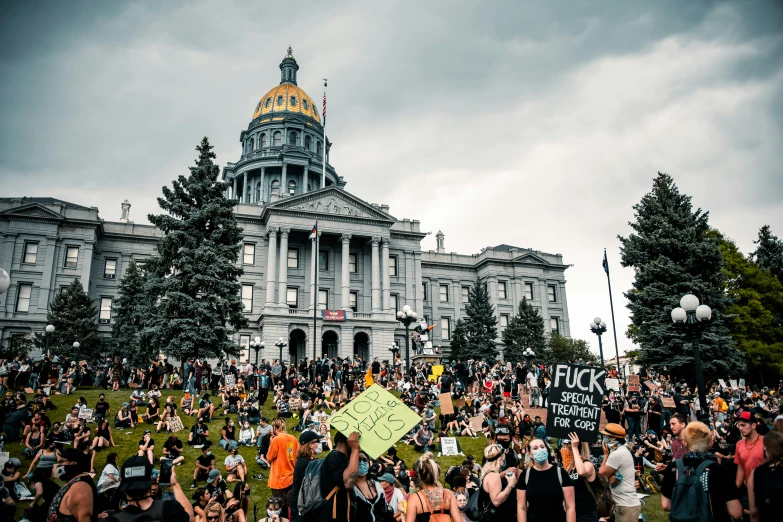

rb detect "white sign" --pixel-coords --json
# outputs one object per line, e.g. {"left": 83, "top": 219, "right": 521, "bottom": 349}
{"left": 0, "top": 452, "right": 9, "bottom": 470}
{"left": 224, "top": 375, "right": 236, "bottom": 388}
{"left": 440, "top": 437, "right": 460, "bottom": 456}
{"left": 605, "top": 378, "right": 620, "bottom": 392}
{"left": 738, "top": 378, "right": 746, "bottom": 389}
{"left": 718, "top": 379, "right": 727, "bottom": 388}
{"left": 78, "top": 408, "right": 94, "bottom": 420}
{"left": 168, "top": 417, "right": 184, "bottom": 433}
{"left": 729, "top": 379, "right": 738, "bottom": 389}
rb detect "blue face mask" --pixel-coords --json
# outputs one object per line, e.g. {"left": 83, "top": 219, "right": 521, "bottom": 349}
{"left": 358, "top": 462, "right": 369, "bottom": 476}
{"left": 532, "top": 448, "right": 549, "bottom": 464}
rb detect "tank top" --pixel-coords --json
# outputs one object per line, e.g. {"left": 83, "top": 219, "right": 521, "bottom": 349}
{"left": 38, "top": 451, "right": 58, "bottom": 470}
{"left": 414, "top": 489, "right": 447, "bottom": 522}
{"left": 479, "top": 472, "right": 516, "bottom": 520}
{"left": 97, "top": 426, "right": 110, "bottom": 439}
{"left": 46, "top": 474, "right": 97, "bottom": 522}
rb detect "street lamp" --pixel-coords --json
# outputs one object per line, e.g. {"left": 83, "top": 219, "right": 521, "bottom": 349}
{"left": 44, "top": 324, "right": 55, "bottom": 358}
{"left": 396, "top": 305, "right": 418, "bottom": 375}
{"left": 671, "top": 293, "right": 712, "bottom": 421}
{"left": 589, "top": 317, "right": 607, "bottom": 368}
{"left": 251, "top": 336, "right": 264, "bottom": 366}
{"left": 275, "top": 337, "right": 287, "bottom": 364}
{"left": 0, "top": 268, "right": 9, "bottom": 295}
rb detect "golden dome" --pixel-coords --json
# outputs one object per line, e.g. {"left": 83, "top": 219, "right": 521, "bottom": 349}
{"left": 252, "top": 83, "right": 321, "bottom": 123}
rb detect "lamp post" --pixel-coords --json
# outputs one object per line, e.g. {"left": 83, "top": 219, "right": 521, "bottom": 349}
{"left": 396, "top": 305, "right": 418, "bottom": 376}
{"left": 589, "top": 317, "right": 607, "bottom": 368}
{"left": 251, "top": 337, "right": 264, "bottom": 367}
{"left": 671, "top": 293, "right": 712, "bottom": 421}
{"left": 44, "top": 324, "right": 55, "bottom": 358}
{"left": 0, "top": 268, "right": 9, "bottom": 295}
{"left": 275, "top": 337, "right": 287, "bottom": 365}
{"left": 522, "top": 347, "right": 535, "bottom": 366}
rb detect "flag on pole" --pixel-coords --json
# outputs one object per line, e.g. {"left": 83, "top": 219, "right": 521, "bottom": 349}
{"left": 602, "top": 250, "right": 610, "bottom": 275}
{"left": 309, "top": 222, "right": 318, "bottom": 241}
{"left": 322, "top": 81, "right": 327, "bottom": 126}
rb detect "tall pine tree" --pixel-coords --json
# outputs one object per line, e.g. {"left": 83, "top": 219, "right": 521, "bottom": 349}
{"left": 111, "top": 260, "right": 151, "bottom": 365}
{"left": 35, "top": 279, "right": 101, "bottom": 360}
{"left": 141, "top": 137, "right": 248, "bottom": 362}
{"left": 448, "top": 319, "right": 469, "bottom": 361}
{"left": 619, "top": 173, "right": 744, "bottom": 380}
{"left": 464, "top": 281, "right": 499, "bottom": 362}
{"left": 502, "top": 298, "right": 547, "bottom": 363}
{"left": 752, "top": 225, "right": 783, "bottom": 283}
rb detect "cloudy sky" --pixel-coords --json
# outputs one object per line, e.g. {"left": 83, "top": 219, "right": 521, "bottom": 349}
{"left": 2, "top": 0, "right": 782, "bottom": 356}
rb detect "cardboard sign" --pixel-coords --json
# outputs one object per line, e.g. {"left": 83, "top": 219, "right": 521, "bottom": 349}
{"left": 224, "top": 375, "right": 236, "bottom": 388}
{"left": 290, "top": 397, "right": 301, "bottom": 411}
{"left": 439, "top": 393, "right": 454, "bottom": 415}
{"left": 546, "top": 363, "right": 605, "bottom": 443}
{"left": 627, "top": 375, "right": 640, "bottom": 392}
{"left": 455, "top": 399, "right": 466, "bottom": 409}
{"left": 605, "top": 378, "right": 620, "bottom": 392}
{"left": 729, "top": 379, "right": 738, "bottom": 389}
{"left": 645, "top": 381, "right": 658, "bottom": 390}
{"left": 469, "top": 415, "right": 485, "bottom": 432}
{"left": 718, "top": 379, "right": 727, "bottom": 388}
{"left": 661, "top": 397, "right": 676, "bottom": 409}
{"left": 440, "top": 437, "right": 460, "bottom": 456}
{"left": 168, "top": 417, "right": 184, "bottom": 433}
{"left": 329, "top": 384, "right": 421, "bottom": 459}
{"left": 78, "top": 408, "right": 93, "bottom": 420}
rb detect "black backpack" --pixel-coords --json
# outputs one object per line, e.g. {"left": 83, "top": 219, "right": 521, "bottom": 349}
{"left": 669, "top": 459, "right": 714, "bottom": 522}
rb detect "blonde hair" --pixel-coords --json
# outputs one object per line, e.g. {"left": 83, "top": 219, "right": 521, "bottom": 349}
{"left": 205, "top": 501, "right": 224, "bottom": 521}
{"left": 683, "top": 421, "right": 711, "bottom": 452}
{"left": 416, "top": 452, "right": 441, "bottom": 486}
{"left": 272, "top": 418, "right": 287, "bottom": 432}
{"left": 481, "top": 444, "right": 505, "bottom": 476}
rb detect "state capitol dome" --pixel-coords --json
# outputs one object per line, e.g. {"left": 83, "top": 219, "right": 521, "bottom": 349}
{"left": 251, "top": 47, "right": 321, "bottom": 123}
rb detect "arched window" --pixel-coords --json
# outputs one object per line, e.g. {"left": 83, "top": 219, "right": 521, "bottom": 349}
{"left": 255, "top": 182, "right": 261, "bottom": 202}
{"left": 290, "top": 97, "right": 297, "bottom": 106}
{"left": 316, "top": 141, "right": 322, "bottom": 157}
{"left": 288, "top": 180, "right": 296, "bottom": 195}
{"left": 265, "top": 98, "right": 271, "bottom": 108}
{"left": 288, "top": 131, "right": 298, "bottom": 146}
{"left": 271, "top": 179, "right": 280, "bottom": 193}
{"left": 277, "top": 96, "right": 283, "bottom": 106}
{"left": 260, "top": 134, "right": 267, "bottom": 148}
{"left": 303, "top": 100, "right": 309, "bottom": 110}
{"left": 273, "top": 132, "right": 282, "bottom": 146}
{"left": 304, "top": 135, "right": 311, "bottom": 150}
{"left": 247, "top": 138, "right": 254, "bottom": 152}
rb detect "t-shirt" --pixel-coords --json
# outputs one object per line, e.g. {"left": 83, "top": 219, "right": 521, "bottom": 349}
{"left": 319, "top": 450, "right": 352, "bottom": 522}
{"left": 257, "top": 424, "right": 273, "bottom": 438}
{"left": 207, "top": 479, "right": 229, "bottom": 503}
{"left": 197, "top": 453, "right": 215, "bottom": 470}
{"left": 516, "top": 466, "right": 572, "bottom": 522}
{"left": 164, "top": 437, "right": 183, "bottom": 455}
{"left": 661, "top": 457, "right": 739, "bottom": 522}
{"left": 735, "top": 435, "right": 765, "bottom": 484}
{"left": 267, "top": 432, "right": 298, "bottom": 489}
{"left": 224, "top": 454, "right": 245, "bottom": 472}
{"left": 95, "top": 401, "right": 110, "bottom": 415}
{"left": 605, "top": 445, "right": 640, "bottom": 507}
{"left": 108, "top": 500, "right": 190, "bottom": 522}
{"left": 138, "top": 438, "right": 155, "bottom": 449}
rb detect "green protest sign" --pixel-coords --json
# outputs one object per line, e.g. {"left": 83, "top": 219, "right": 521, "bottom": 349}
{"left": 329, "top": 384, "right": 421, "bottom": 459}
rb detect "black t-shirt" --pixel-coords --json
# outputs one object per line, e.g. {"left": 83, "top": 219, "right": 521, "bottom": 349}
{"left": 753, "top": 461, "right": 783, "bottom": 521}
{"left": 319, "top": 450, "right": 352, "bottom": 522}
{"left": 197, "top": 453, "right": 215, "bottom": 470}
{"left": 372, "top": 362, "right": 380, "bottom": 373}
{"left": 660, "top": 457, "right": 739, "bottom": 522}
{"left": 291, "top": 456, "right": 311, "bottom": 519}
{"left": 440, "top": 375, "right": 452, "bottom": 393}
{"left": 164, "top": 437, "right": 183, "bottom": 454}
{"left": 516, "top": 466, "right": 572, "bottom": 522}
{"left": 566, "top": 468, "right": 597, "bottom": 515}
{"left": 95, "top": 401, "right": 110, "bottom": 415}
{"left": 138, "top": 438, "right": 155, "bottom": 448}
{"left": 110, "top": 499, "right": 190, "bottom": 522}
{"left": 604, "top": 406, "right": 621, "bottom": 425}
{"left": 207, "top": 479, "right": 229, "bottom": 503}
{"left": 147, "top": 404, "right": 159, "bottom": 417}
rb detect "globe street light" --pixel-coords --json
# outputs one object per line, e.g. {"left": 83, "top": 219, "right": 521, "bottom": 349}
{"left": 396, "top": 305, "right": 418, "bottom": 375}
{"left": 671, "top": 293, "right": 712, "bottom": 421}
{"left": 275, "top": 337, "right": 288, "bottom": 364}
{"left": 44, "top": 324, "right": 55, "bottom": 358}
{"left": 589, "top": 317, "right": 608, "bottom": 368}
{"left": 251, "top": 336, "right": 264, "bottom": 367}
{"left": 0, "top": 268, "right": 10, "bottom": 295}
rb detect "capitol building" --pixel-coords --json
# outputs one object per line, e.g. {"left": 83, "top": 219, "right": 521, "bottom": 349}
{"left": 0, "top": 49, "right": 572, "bottom": 363}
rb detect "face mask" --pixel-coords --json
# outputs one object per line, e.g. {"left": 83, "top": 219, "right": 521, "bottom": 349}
{"left": 314, "top": 445, "right": 323, "bottom": 455}
{"left": 55, "top": 464, "right": 81, "bottom": 481}
{"left": 532, "top": 448, "right": 549, "bottom": 464}
{"left": 498, "top": 439, "right": 511, "bottom": 449}
{"left": 358, "top": 462, "right": 369, "bottom": 476}
{"left": 267, "top": 509, "right": 281, "bottom": 518}
{"left": 230, "top": 422, "right": 234, "bottom": 427}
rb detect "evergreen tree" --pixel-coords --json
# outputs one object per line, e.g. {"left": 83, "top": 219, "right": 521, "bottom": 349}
{"left": 502, "top": 298, "right": 547, "bottom": 363}
{"left": 718, "top": 232, "right": 783, "bottom": 378}
{"left": 546, "top": 334, "right": 597, "bottom": 365}
{"left": 35, "top": 279, "right": 100, "bottom": 360}
{"left": 752, "top": 225, "right": 783, "bottom": 283}
{"left": 448, "top": 319, "right": 469, "bottom": 361}
{"left": 141, "top": 137, "right": 248, "bottom": 362}
{"left": 618, "top": 173, "right": 744, "bottom": 380}
{"left": 111, "top": 260, "right": 151, "bottom": 365}
{"left": 464, "top": 281, "right": 499, "bottom": 362}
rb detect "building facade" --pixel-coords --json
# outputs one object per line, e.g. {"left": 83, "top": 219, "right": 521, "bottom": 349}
{"left": 0, "top": 49, "right": 571, "bottom": 363}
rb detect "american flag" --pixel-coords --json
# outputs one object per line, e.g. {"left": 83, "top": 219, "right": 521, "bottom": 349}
{"left": 322, "top": 78, "right": 327, "bottom": 125}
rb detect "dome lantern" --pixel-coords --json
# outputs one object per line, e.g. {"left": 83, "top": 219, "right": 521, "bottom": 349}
{"left": 280, "top": 46, "right": 299, "bottom": 85}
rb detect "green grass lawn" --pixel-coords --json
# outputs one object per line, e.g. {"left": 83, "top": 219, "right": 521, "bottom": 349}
{"left": 6, "top": 387, "right": 668, "bottom": 521}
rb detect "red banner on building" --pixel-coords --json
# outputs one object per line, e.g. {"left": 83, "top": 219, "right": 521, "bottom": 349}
{"left": 322, "top": 309, "right": 346, "bottom": 322}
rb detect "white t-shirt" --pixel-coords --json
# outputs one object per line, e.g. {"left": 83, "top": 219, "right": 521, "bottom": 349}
{"left": 97, "top": 463, "right": 120, "bottom": 492}
{"left": 605, "top": 445, "right": 640, "bottom": 507}
{"left": 526, "top": 372, "right": 538, "bottom": 388}
{"left": 224, "top": 454, "right": 245, "bottom": 472}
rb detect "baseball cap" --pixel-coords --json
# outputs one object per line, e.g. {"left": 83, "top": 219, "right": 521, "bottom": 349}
{"left": 299, "top": 431, "right": 324, "bottom": 444}
{"left": 117, "top": 456, "right": 153, "bottom": 493}
{"left": 738, "top": 411, "right": 758, "bottom": 424}
{"left": 378, "top": 473, "right": 396, "bottom": 484}
{"left": 208, "top": 469, "right": 221, "bottom": 481}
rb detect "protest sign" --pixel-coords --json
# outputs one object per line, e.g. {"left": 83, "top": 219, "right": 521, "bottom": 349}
{"left": 605, "top": 378, "right": 619, "bottom": 392}
{"left": 0, "top": 453, "right": 8, "bottom": 470}
{"left": 329, "top": 384, "right": 421, "bottom": 459}
{"left": 661, "top": 397, "right": 676, "bottom": 409}
{"left": 627, "top": 375, "right": 640, "bottom": 392}
{"left": 439, "top": 393, "right": 454, "bottom": 415}
{"left": 546, "top": 363, "right": 605, "bottom": 443}
{"left": 439, "top": 437, "right": 461, "bottom": 456}
{"left": 729, "top": 379, "right": 738, "bottom": 389}
{"left": 645, "top": 381, "right": 658, "bottom": 390}
{"left": 718, "top": 379, "right": 727, "bottom": 389}
{"left": 168, "top": 417, "right": 184, "bottom": 433}
{"left": 78, "top": 408, "right": 93, "bottom": 421}
{"left": 738, "top": 378, "right": 745, "bottom": 389}
{"left": 469, "top": 415, "right": 484, "bottom": 432}
{"left": 224, "top": 375, "right": 236, "bottom": 388}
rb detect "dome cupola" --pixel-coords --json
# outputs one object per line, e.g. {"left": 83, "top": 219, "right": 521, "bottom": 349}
{"left": 280, "top": 46, "right": 299, "bottom": 85}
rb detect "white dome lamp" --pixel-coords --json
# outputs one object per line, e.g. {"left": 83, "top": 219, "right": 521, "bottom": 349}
{"left": 695, "top": 304, "right": 712, "bottom": 322}
{"left": 672, "top": 293, "right": 712, "bottom": 423}
{"left": 72, "top": 341, "right": 80, "bottom": 349}
{"left": 396, "top": 304, "right": 419, "bottom": 373}
{"left": 680, "top": 294, "right": 700, "bottom": 312}
{"left": 671, "top": 307, "right": 687, "bottom": 323}
{"left": 589, "top": 317, "right": 607, "bottom": 367}
{"left": 0, "top": 268, "right": 10, "bottom": 295}
{"left": 44, "top": 324, "right": 55, "bottom": 357}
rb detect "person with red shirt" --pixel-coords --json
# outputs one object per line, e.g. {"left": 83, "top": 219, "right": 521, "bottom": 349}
{"left": 735, "top": 411, "right": 765, "bottom": 489}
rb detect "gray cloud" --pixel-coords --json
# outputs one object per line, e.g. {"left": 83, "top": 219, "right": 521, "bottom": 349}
{"left": 1, "top": 0, "right": 782, "bottom": 355}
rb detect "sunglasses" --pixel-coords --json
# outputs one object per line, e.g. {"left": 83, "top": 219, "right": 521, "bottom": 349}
{"left": 268, "top": 497, "right": 282, "bottom": 503}
{"left": 358, "top": 458, "right": 369, "bottom": 463}
{"left": 496, "top": 428, "right": 510, "bottom": 434}
{"left": 207, "top": 516, "right": 220, "bottom": 521}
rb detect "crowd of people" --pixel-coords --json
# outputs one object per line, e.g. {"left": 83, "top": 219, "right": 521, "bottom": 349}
{"left": 0, "top": 352, "right": 782, "bottom": 522}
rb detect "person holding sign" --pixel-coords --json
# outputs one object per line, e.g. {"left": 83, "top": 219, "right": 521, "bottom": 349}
{"left": 565, "top": 433, "right": 598, "bottom": 522}
{"left": 319, "top": 431, "right": 361, "bottom": 522}
{"left": 516, "top": 438, "right": 575, "bottom": 522}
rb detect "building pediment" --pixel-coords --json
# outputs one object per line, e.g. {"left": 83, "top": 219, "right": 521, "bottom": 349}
{"left": 265, "top": 187, "right": 395, "bottom": 222}
{"left": 513, "top": 252, "right": 548, "bottom": 264}
{"left": 1, "top": 203, "right": 64, "bottom": 220}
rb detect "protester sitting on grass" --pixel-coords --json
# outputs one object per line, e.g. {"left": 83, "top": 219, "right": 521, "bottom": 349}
{"left": 163, "top": 434, "right": 185, "bottom": 465}
{"left": 189, "top": 417, "right": 210, "bottom": 447}
{"left": 413, "top": 424, "right": 436, "bottom": 452}
{"left": 181, "top": 392, "right": 195, "bottom": 416}
{"left": 191, "top": 488, "right": 211, "bottom": 522}
{"left": 224, "top": 447, "right": 246, "bottom": 483}
{"left": 137, "top": 429, "right": 155, "bottom": 464}
{"left": 219, "top": 418, "right": 239, "bottom": 451}
{"left": 191, "top": 444, "right": 216, "bottom": 489}
{"left": 223, "top": 482, "right": 250, "bottom": 522}
{"left": 199, "top": 393, "right": 215, "bottom": 421}
{"left": 89, "top": 418, "right": 115, "bottom": 450}
{"left": 115, "top": 402, "right": 134, "bottom": 429}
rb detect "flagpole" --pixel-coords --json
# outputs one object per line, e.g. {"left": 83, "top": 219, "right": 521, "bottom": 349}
{"left": 321, "top": 79, "right": 327, "bottom": 188}
{"left": 313, "top": 224, "right": 319, "bottom": 364}
{"left": 604, "top": 248, "right": 623, "bottom": 380}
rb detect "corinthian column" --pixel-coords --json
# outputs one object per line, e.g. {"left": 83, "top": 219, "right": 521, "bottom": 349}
{"left": 371, "top": 237, "right": 381, "bottom": 313}
{"left": 381, "top": 238, "right": 390, "bottom": 311}
{"left": 277, "top": 228, "right": 290, "bottom": 305}
{"left": 310, "top": 235, "right": 318, "bottom": 308}
{"left": 265, "top": 227, "right": 278, "bottom": 306}
{"left": 341, "top": 234, "right": 351, "bottom": 310}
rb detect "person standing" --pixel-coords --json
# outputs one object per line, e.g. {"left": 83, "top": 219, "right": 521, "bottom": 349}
{"left": 736, "top": 411, "right": 765, "bottom": 489}
{"left": 598, "top": 424, "right": 640, "bottom": 522}
{"left": 516, "top": 438, "right": 575, "bottom": 522}
{"left": 267, "top": 418, "right": 299, "bottom": 519}
{"left": 566, "top": 433, "right": 599, "bottom": 522}
{"left": 405, "top": 453, "right": 462, "bottom": 522}
{"left": 291, "top": 431, "right": 323, "bottom": 522}
{"left": 748, "top": 431, "right": 783, "bottom": 522}
{"left": 480, "top": 444, "right": 518, "bottom": 521}
{"left": 319, "top": 432, "right": 360, "bottom": 522}
{"left": 47, "top": 449, "right": 96, "bottom": 522}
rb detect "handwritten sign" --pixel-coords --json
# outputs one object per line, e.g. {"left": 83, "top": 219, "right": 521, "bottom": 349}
{"left": 439, "top": 393, "right": 454, "bottom": 415}
{"left": 439, "top": 437, "right": 460, "bottom": 456}
{"left": 729, "top": 379, "right": 738, "bottom": 389}
{"left": 78, "top": 408, "right": 94, "bottom": 421}
{"left": 546, "top": 363, "right": 605, "bottom": 443}
{"left": 224, "top": 375, "right": 236, "bottom": 388}
{"left": 0, "top": 453, "right": 9, "bottom": 470}
{"left": 645, "top": 381, "right": 658, "bottom": 390}
{"left": 661, "top": 397, "right": 676, "bottom": 409}
{"left": 605, "top": 378, "right": 620, "bottom": 392}
{"left": 627, "top": 375, "right": 640, "bottom": 392}
{"left": 718, "top": 379, "right": 727, "bottom": 389}
{"left": 329, "top": 384, "right": 420, "bottom": 459}
{"left": 469, "top": 415, "right": 484, "bottom": 432}
{"left": 168, "top": 417, "right": 184, "bottom": 433}
{"left": 738, "top": 378, "right": 745, "bottom": 390}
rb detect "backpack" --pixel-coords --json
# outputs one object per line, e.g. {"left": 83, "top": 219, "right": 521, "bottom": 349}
{"left": 109, "top": 499, "right": 165, "bottom": 522}
{"left": 464, "top": 477, "right": 490, "bottom": 522}
{"left": 297, "top": 458, "right": 341, "bottom": 520}
{"left": 584, "top": 472, "right": 616, "bottom": 518}
{"left": 669, "top": 459, "right": 714, "bottom": 522}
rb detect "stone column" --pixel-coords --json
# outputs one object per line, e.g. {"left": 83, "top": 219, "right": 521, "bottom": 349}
{"left": 404, "top": 251, "right": 414, "bottom": 309}
{"left": 371, "top": 237, "right": 381, "bottom": 313}
{"left": 243, "top": 171, "right": 249, "bottom": 203}
{"left": 341, "top": 235, "right": 351, "bottom": 310}
{"left": 40, "top": 236, "right": 57, "bottom": 309}
{"left": 453, "top": 281, "right": 461, "bottom": 321}
{"left": 414, "top": 251, "right": 423, "bottom": 316}
{"left": 539, "top": 281, "right": 551, "bottom": 327}
{"left": 381, "top": 239, "right": 390, "bottom": 311}
{"left": 277, "top": 228, "right": 290, "bottom": 305}
{"left": 431, "top": 278, "right": 439, "bottom": 341}
{"left": 281, "top": 163, "right": 288, "bottom": 197}
{"left": 232, "top": 176, "right": 237, "bottom": 201}
{"left": 0, "top": 234, "right": 17, "bottom": 315}
{"left": 260, "top": 167, "right": 266, "bottom": 203}
{"left": 303, "top": 168, "right": 309, "bottom": 193}
{"left": 265, "top": 227, "right": 278, "bottom": 306}
{"left": 559, "top": 281, "right": 570, "bottom": 336}
{"left": 513, "top": 280, "right": 523, "bottom": 315}
{"left": 81, "top": 241, "right": 94, "bottom": 293}
{"left": 310, "top": 235, "right": 317, "bottom": 308}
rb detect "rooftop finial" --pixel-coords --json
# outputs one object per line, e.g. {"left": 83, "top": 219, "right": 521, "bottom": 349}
{"left": 286, "top": 45, "right": 293, "bottom": 57}
{"left": 280, "top": 46, "right": 299, "bottom": 85}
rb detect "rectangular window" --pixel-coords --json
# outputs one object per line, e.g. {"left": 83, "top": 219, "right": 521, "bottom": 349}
{"left": 391, "top": 294, "right": 399, "bottom": 313}
{"left": 548, "top": 285, "right": 557, "bottom": 303}
{"left": 104, "top": 259, "right": 117, "bottom": 278}
{"left": 441, "top": 317, "right": 451, "bottom": 340}
{"left": 287, "top": 248, "right": 299, "bottom": 268}
{"left": 349, "top": 291, "right": 358, "bottom": 312}
{"left": 64, "top": 246, "right": 79, "bottom": 268}
{"left": 16, "top": 283, "right": 32, "bottom": 312}
{"left": 99, "top": 297, "right": 113, "bottom": 323}
{"left": 23, "top": 242, "right": 38, "bottom": 264}
{"left": 439, "top": 284, "right": 449, "bottom": 302}
{"left": 239, "top": 334, "right": 250, "bottom": 350}
{"left": 319, "top": 289, "right": 328, "bottom": 310}
{"left": 498, "top": 282, "right": 507, "bottom": 300}
{"left": 286, "top": 288, "right": 298, "bottom": 308}
{"left": 389, "top": 256, "right": 398, "bottom": 277}
{"left": 462, "top": 286, "right": 470, "bottom": 303}
{"left": 525, "top": 282, "right": 534, "bottom": 301}
{"left": 500, "top": 314, "right": 509, "bottom": 329}
{"left": 319, "top": 250, "right": 328, "bottom": 271}
{"left": 242, "top": 285, "right": 253, "bottom": 312}
{"left": 349, "top": 253, "right": 357, "bottom": 273}
{"left": 422, "top": 282, "right": 428, "bottom": 302}
{"left": 243, "top": 243, "right": 255, "bottom": 265}
{"left": 551, "top": 317, "right": 560, "bottom": 334}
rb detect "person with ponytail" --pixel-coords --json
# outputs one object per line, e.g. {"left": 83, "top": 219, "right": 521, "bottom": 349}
{"left": 748, "top": 430, "right": 783, "bottom": 522}
{"left": 516, "top": 438, "right": 575, "bottom": 522}
{"left": 405, "top": 453, "right": 461, "bottom": 522}
{"left": 479, "top": 444, "right": 518, "bottom": 520}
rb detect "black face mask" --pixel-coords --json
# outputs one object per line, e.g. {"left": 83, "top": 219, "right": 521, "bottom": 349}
{"left": 498, "top": 438, "right": 511, "bottom": 449}
{"left": 55, "top": 464, "right": 82, "bottom": 481}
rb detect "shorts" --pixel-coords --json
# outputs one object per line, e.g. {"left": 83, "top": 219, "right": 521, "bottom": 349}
{"left": 503, "top": 392, "right": 511, "bottom": 398}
